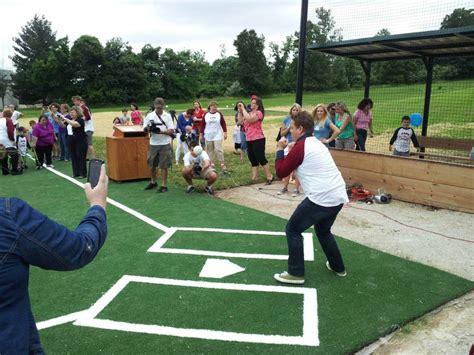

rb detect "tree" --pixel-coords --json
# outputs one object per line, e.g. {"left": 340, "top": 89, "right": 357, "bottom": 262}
{"left": 372, "top": 29, "right": 424, "bottom": 84}
{"left": 290, "top": 7, "right": 342, "bottom": 91}
{"left": 70, "top": 35, "right": 105, "bottom": 103}
{"left": 438, "top": 8, "right": 474, "bottom": 79}
{"left": 140, "top": 44, "right": 165, "bottom": 99}
{"left": 269, "top": 36, "right": 294, "bottom": 92}
{"left": 101, "top": 38, "right": 147, "bottom": 103}
{"left": 233, "top": 29, "right": 272, "bottom": 95}
{"left": 11, "top": 14, "right": 58, "bottom": 103}
{"left": 209, "top": 56, "right": 239, "bottom": 94}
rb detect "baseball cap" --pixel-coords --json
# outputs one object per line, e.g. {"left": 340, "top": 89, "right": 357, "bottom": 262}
{"left": 193, "top": 146, "right": 203, "bottom": 156}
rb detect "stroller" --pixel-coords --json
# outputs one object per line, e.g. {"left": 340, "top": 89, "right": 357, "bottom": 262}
{"left": 0, "top": 145, "right": 23, "bottom": 175}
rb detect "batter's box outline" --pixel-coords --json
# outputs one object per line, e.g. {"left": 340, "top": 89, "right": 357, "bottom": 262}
{"left": 147, "top": 227, "right": 314, "bottom": 261}
{"left": 73, "top": 275, "right": 319, "bottom": 347}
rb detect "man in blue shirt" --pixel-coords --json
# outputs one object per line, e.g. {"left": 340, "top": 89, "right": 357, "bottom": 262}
{"left": 0, "top": 165, "right": 108, "bottom": 353}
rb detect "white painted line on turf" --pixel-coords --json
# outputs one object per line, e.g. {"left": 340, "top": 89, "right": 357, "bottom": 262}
{"left": 148, "top": 228, "right": 314, "bottom": 261}
{"left": 74, "top": 275, "right": 319, "bottom": 346}
{"left": 199, "top": 259, "right": 245, "bottom": 279}
{"left": 37, "top": 310, "right": 89, "bottom": 330}
{"left": 38, "top": 164, "right": 169, "bottom": 233}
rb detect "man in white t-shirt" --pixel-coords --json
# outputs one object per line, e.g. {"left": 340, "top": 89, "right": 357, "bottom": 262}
{"left": 273, "top": 111, "right": 349, "bottom": 285}
{"left": 142, "top": 97, "right": 175, "bottom": 193}
{"left": 182, "top": 142, "right": 218, "bottom": 195}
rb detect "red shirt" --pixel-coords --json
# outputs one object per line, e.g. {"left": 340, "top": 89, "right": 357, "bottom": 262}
{"left": 192, "top": 108, "right": 205, "bottom": 132}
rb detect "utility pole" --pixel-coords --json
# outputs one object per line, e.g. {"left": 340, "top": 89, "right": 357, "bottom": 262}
{"left": 295, "top": 0, "right": 308, "bottom": 105}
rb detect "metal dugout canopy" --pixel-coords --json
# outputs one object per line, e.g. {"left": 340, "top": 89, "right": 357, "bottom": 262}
{"left": 307, "top": 25, "right": 474, "bottom": 140}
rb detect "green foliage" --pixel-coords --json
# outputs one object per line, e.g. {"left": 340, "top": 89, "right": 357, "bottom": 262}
{"left": 234, "top": 29, "right": 272, "bottom": 95}
{"left": 11, "top": 15, "right": 58, "bottom": 103}
{"left": 439, "top": 8, "right": 474, "bottom": 79}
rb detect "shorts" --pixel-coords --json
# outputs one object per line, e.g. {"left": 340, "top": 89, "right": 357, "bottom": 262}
{"left": 194, "top": 167, "right": 216, "bottom": 180}
{"left": 147, "top": 144, "right": 171, "bottom": 169}
{"left": 86, "top": 131, "right": 94, "bottom": 146}
{"left": 393, "top": 149, "right": 410, "bottom": 157}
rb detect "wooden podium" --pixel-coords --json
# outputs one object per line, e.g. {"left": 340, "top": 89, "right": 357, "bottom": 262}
{"left": 106, "top": 125, "right": 151, "bottom": 182}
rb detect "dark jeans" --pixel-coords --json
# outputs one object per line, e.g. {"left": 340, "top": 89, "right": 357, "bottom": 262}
{"left": 1, "top": 147, "right": 20, "bottom": 174}
{"left": 355, "top": 129, "right": 367, "bottom": 151}
{"left": 285, "top": 198, "right": 344, "bottom": 277}
{"left": 35, "top": 145, "right": 53, "bottom": 166}
{"left": 59, "top": 131, "right": 71, "bottom": 160}
{"left": 69, "top": 136, "right": 88, "bottom": 177}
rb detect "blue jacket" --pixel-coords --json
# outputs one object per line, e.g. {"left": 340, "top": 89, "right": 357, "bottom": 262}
{"left": 0, "top": 197, "right": 107, "bottom": 353}
{"left": 175, "top": 113, "right": 193, "bottom": 134}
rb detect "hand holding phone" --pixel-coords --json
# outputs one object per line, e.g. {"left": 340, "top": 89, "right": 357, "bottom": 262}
{"left": 87, "top": 159, "right": 105, "bottom": 188}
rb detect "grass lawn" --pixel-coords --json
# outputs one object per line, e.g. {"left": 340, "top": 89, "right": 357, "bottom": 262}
{"left": 1, "top": 160, "right": 472, "bottom": 353}
{"left": 19, "top": 79, "right": 474, "bottom": 139}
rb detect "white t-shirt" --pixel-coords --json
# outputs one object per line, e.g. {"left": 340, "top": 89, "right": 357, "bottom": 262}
{"left": 183, "top": 150, "right": 210, "bottom": 167}
{"left": 295, "top": 137, "right": 348, "bottom": 207}
{"left": 203, "top": 111, "right": 223, "bottom": 141}
{"left": 143, "top": 111, "right": 174, "bottom": 146}
{"left": 12, "top": 111, "right": 22, "bottom": 125}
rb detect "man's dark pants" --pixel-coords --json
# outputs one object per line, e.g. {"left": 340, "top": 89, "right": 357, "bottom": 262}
{"left": 285, "top": 198, "right": 345, "bottom": 277}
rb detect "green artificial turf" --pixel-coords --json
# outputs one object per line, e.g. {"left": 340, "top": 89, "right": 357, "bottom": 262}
{"left": 1, "top": 162, "right": 472, "bottom": 354}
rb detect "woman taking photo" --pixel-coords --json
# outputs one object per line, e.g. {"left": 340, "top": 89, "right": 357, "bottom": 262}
{"left": 31, "top": 114, "right": 55, "bottom": 169}
{"left": 334, "top": 102, "right": 357, "bottom": 150}
{"left": 58, "top": 106, "right": 88, "bottom": 178}
{"left": 312, "top": 103, "right": 340, "bottom": 145}
{"left": 237, "top": 96, "right": 273, "bottom": 184}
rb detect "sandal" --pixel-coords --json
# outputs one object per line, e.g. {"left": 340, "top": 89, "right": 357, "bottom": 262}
{"left": 265, "top": 176, "right": 275, "bottom": 185}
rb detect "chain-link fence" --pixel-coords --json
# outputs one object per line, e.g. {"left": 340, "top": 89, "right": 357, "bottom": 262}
{"left": 303, "top": 0, "right": 473, "bottom": 166}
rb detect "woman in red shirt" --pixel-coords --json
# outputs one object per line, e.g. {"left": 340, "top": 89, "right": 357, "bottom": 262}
{"left": 192, "top": 100, "right": 206, "bottom": 148}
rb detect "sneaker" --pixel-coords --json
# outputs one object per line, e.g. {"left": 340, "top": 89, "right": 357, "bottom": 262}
{"left": 186, "top": 185, "right": 195, "bottom": 193}
{"left": 277, "top": 187, "right": 288, "bottom": 195}
{"left": 46, "top": 164, "right": 55, "bottom": 168}
{"left": 144, "top": 182, "right": 158, "bottom": 190}
{"left": 291, "top": 189, "right": 300, "bottom": 197}
{"left": 36, "top": 165, "right": 42, "bottom": 170}
{"left": 273, "top": 271, "right": 304, "bottom": 285}
{"left": 204, "top": 185, "right": 214, "bottom": 195}
{"left": 158, "top": 186, "right": 168, "bottom": 193}
{"left": 11, "top": 170, "right": 23, "bottom": 175}
{"left": 326, "top": 261, "right": 347, "bottom": 277}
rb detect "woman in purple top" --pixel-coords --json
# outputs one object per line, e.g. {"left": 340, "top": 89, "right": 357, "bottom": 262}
{"left": 31, "top": 115, "right": 55, "bottom": 169}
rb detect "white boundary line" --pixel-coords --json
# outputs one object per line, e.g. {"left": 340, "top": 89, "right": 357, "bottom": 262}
{"left": 74, "top": 275, "right": 319, "bottom": 346}
{"left": 148, "top": 227, "right": 315, "bottom": 261}
{"left": 37, "top": 310, "right": 89, "bottom": 330}
{"left": 42, "top": 165, "right": 169, "bottom": 232}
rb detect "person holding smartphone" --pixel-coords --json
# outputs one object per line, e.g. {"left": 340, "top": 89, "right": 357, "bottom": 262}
{"left": 0, "top": 165, "right": 108, "bottom": 354}
{"left": 57, "top": 106, "right": 88, "bottom": 178}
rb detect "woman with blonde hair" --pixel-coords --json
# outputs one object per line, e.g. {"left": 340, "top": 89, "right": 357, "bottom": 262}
{"left": 334, "top": 102, "right": 357, "bottom": 150}
{"left": 311, "top": 104, "right": 340, "bottom": 145}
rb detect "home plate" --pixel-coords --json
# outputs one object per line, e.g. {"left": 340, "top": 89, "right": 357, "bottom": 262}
{"left": 199, "top": 259, "right": 245, "bottom": 279}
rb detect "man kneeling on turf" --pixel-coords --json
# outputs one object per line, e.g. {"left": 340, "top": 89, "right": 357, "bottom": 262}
{"left": 182, "top": 142, "right": 218, "bottom": 195}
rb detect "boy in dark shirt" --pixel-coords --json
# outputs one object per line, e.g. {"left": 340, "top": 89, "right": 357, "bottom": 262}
{"left": 389, "top": 116, "right": 420, "bottom": 157}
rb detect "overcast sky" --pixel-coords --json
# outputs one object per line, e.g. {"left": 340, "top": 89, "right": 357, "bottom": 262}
{"left": 0, "top": 0, "right": 470, "bottom": 71}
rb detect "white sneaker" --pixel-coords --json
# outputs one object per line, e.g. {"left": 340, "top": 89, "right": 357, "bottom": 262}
{"left": 46, "top": 164, "right": 55, "bottom": 168}
{"left": 273, "top": 271, "right": 304, "bottom": 284}
{"left": 291, "top": 190, "right": 300, "bottom": 197}
{"left": 277, "top": 188, "right": 288, "bottom": 195}
{"left": 326, "top": 261, "right": 347, "bottom": 277}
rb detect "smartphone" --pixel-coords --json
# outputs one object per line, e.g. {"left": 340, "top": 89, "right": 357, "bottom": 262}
{"left": 87, "top": 159, "right": 104, "bottom": 188}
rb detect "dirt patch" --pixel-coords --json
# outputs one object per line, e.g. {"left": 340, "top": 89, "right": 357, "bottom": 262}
{"left": 215, "top": 182, "right": 474, "bottom": 353}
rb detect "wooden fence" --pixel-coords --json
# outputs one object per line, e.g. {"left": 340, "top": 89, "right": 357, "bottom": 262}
{"left": 330, "top": 150, "right": 474, "bottom": 213}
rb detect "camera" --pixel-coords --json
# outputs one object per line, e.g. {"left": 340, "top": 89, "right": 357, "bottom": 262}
{"left": 147, "top": 120, "right": 162, "bottom": 134}
{"left": 192, "top": 163, "right": 202, "bottom": 176}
